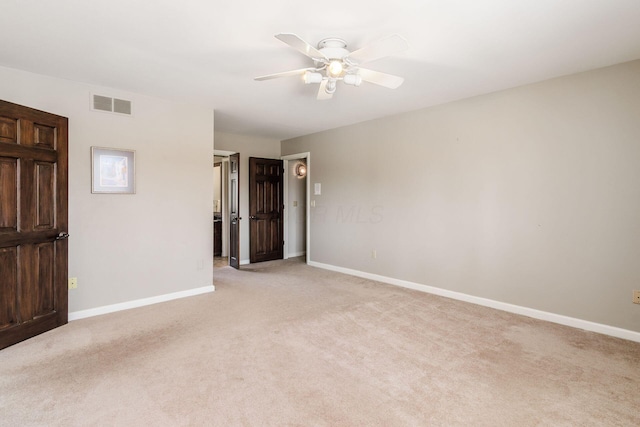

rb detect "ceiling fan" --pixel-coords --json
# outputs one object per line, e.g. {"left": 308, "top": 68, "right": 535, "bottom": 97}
{"left": 255, "top": 33, "right": 409, "bottom": 100}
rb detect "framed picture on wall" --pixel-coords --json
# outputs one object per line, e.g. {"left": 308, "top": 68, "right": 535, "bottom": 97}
{"left": 91, "top": 147, "right": 136, "bottom": 194}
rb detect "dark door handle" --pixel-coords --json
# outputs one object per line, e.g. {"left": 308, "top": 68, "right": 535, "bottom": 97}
{"left": 56, "top": 232, "right": 70, "bottom": 240}
{"left": 249, "top": 216, "right": 257, "bottom": 220}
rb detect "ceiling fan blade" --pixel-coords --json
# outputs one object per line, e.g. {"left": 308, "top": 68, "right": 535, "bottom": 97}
{"left": 275, "top": 33, "right": 328, "bottom": 62}
{"left": 317, "top": 80, "right": 333, "bottom": 100}
{"left": 358, "top": 68, "right": 405, "bottom": 89}
{"left": 346, "top": 34, "right": 408, "bottom": 65}
{"left": 254, "top": 67, "right": 316, "bottom": 81}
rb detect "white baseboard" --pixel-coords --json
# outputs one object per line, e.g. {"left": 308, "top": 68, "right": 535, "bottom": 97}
{"left": 240, "top": 259, "right": 250, "bottom": 265}
{"left": 308, "top": 261, "right": 640, "bottom": 343}
{"left": 68, "top": 285, "right": 215, "bottom": 321}
{"left": 288, "top": 251, "right": 306, "bottom": 258}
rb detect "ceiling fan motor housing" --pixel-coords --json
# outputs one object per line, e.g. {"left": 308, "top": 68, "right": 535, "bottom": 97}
{"left": 316, "top": 38, "right": 350, "bottom": 73}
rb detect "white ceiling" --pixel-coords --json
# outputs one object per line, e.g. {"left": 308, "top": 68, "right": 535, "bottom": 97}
{"left": 2, "top": 0, "right": 640, "bottom": 140}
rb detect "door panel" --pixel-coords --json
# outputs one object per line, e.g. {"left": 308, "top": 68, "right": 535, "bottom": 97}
{"left": 0, "top": 100, "right": 68, "bottom": 350}
{"left": 0, "top": 247, "right": 18, "bottom": 329}
{"left": 36, "top": 162, "right": 55, "bottom": 228}
{"left": 0, "top": 158, "right": 18, "bottom": 230}
{"left": 0, "top": 116, "right": 18, "bottom": 143}
{"left": 35, "top": 242, "right": 56, "bottom": 315}
{"left": 249, "top": 157, "right": 283, "bottom": 263}
{"left": 229, "top": 153, "right": 240, "bottom": 269}
{"left": 34, "top": 123, "right": 56, "bottom": 148}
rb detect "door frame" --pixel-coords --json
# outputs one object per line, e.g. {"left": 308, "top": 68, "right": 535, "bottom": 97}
{"left": 211, "top": 149, "right": 236, "bottom": 266}
{"left": 214, "top": 149, "right": 235, "bottom": 263}
{"left": 213, "top": 161, "right": 222, "bottom": 257}
{"left": 228, "top": 152, "right": 240, "bottom": 269}
{"left": 220, "top": 157, "right": 229, "bottom": 257}
{"left": 282, "top": 152, "right": 310, "bottom": 263}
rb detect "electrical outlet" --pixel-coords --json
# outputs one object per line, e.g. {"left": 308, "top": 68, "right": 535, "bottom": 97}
{"left": 633, "top": 290, "right": 640, "bottom": 304}
{"left": 68, "top": 277, "right": 78, "bottom": 290}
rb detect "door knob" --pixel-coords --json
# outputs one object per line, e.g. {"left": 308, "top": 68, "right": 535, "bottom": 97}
{"left": 56, "top": 232, "right": 70, "bottom": 240}
{"left": 249, "top": 216, "right": 257, "bottom": 220}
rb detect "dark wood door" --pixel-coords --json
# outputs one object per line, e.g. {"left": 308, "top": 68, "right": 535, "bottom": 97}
{"left": 249, "top": 157, "right": 283, "bottom": 263}
{"left": 229, "top": 153, "right": 240, "bottom": 269}
{"left": 0, "top": 100, "right": 68, "bottom": 350}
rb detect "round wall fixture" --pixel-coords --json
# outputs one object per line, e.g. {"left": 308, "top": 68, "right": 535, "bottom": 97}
{"left": 295, "top": 162, "right": 307, "bottom": 178}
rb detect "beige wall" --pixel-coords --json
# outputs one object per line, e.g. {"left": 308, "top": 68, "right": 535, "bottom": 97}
{"left": 0, "top": 66, "right": 214, "bottom": 312}
{"left": 214, "top": 131, "right": 281, "bottom": 263}
{"left": 282, "top": 60, "right": 640, "bottom": 332}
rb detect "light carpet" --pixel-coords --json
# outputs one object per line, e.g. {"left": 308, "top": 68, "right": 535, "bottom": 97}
{"left": 1, "top": 258, "right": 639, "bottom": 426}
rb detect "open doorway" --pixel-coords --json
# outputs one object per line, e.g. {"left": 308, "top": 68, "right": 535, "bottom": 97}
{"left": 213, "top": 150, "right": 237, "bottom": 269}
{"left": 282, "top": 152, "right": 310, "bottom": 262}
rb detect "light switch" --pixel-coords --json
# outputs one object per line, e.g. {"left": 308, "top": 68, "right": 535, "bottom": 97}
{"left": 293, "top": 201, "right": 298, "bottom": 207}
{"left": 314, "top": 183, "right": 321, "bottom": 195}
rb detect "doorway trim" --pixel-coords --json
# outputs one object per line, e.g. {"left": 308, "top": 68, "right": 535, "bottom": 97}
{"left": 281, "top": 152, "right": 311, "bottom": 264}
{"left": 214, "top": 149, "right": 236, "bottom": 263}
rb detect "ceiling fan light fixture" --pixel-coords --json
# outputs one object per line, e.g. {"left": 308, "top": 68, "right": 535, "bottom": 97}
{"left": 325, "top": 79, "right": 337, "bottom": 94}
{"left": 328, "top": 60, "right": 343, "bottom": 77}
{"left": 303, "top": 71, "right": 323, "bottom": 84}
{"left": 256, "top": 33, "right": 408, "bottom": 100}
{"left": 343, "top": 74, "right": 363, "bottom": 86}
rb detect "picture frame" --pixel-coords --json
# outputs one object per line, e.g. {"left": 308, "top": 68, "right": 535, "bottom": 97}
{"left": 91, "top": 146, "right": 136, "bottom": 194}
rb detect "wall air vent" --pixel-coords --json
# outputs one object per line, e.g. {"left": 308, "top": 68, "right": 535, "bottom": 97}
{"left": 91, "top": 94, "right": 132, "bottom": 116}
{"left": 113, "top": 98, "right": 132, "bottom": 115}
